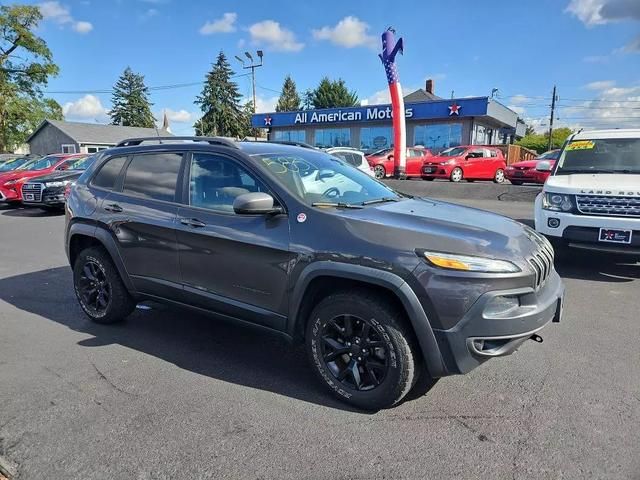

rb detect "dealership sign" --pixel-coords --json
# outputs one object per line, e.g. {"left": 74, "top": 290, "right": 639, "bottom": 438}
{"left": 252, "top": 97, "right": 491, "bottom": 128}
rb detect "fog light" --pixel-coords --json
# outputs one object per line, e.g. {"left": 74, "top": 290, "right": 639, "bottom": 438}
{"left": 548, "top": 218, "right": 560, "bottom": 228}
{"left": 484, "top": 295, "right": 520, "bottom": 317}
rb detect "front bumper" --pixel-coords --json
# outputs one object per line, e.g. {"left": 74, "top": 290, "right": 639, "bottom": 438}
{"left": 421, "top": 164, "right": 453, "bottom": 178}
{"left": 22, "top": 187, "right": 66, "bottom": 207}
{"left": 535, "top": 198, "right": 640, "bottom": 253}
{"left": 0, "top": 186, "right": 19, "bottom": 202}
{"left": 432, "top": 270, "right": 564, "bottom": 374}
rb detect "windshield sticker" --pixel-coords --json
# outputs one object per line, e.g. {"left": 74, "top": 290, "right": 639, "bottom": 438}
{"left": 566, "top": 140, "right": 595, "bottom": 151}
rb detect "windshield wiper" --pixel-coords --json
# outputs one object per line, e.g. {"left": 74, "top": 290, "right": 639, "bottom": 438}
{"left": 361, "top": 196, "right": 400, "bottom": 205}
{"left": 311, "top": 202, "right": 364, "bottom": 209}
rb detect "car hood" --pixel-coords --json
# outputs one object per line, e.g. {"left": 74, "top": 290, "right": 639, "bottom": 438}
{"left": 544, "top": 173, "right": 640, "bottom": 195}
{"left": 509, "top": 160, "right": 540, "bottom": 168}
{"left": 0, "top": 170, "right": 41, "bottom": 183}
{"left": 26, "top": 170, "right": 83, "bottom": 183}
{"left": 424, "top": 156, "right": 462, "bottom": 164}
{"left": 342, "top": 197, "right": 543, "bottom": 264}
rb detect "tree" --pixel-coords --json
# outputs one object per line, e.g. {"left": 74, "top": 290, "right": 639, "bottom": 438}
{"left": 109, "top": 67, "right": 155, "bottom": 128}
{"left": 525, "top": 124, "right": 536, "bottom": 136}
{"left": 517, "top": 127, "right": 573, "bottom": 153}
{"left": 301, "top": 88, "right": 314, "bottom": 110}
{"left": 240, "top": 100, "right": 263, "bottom": 138}
{"left": 275, "top": 75, "right": 301, "bottom": 112}
{"left": 0, "top": 5, "right": 60, "bottom": 151}
{"left": 194, "top": 51, "right": 244, "bottom": 137}
{"left": 311, "top": 77, "right": 359, "bottom": 109}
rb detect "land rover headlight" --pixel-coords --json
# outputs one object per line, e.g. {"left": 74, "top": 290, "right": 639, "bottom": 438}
{"left": 419, "top": 250, "right": 521, "bottom": 273}
{"left": 542, "top": 192, "right": 573, "bottom": 212}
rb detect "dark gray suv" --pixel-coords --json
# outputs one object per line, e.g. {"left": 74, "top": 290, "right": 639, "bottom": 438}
{"left": 65, "top": 137, "right": 564, "bottom": 410}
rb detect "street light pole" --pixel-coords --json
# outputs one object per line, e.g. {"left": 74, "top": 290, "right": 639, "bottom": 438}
{"left": 236, "top": 51, "right": 263, "bottom": 140}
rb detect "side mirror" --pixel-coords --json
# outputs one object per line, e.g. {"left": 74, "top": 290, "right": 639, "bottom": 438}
{"left": 386, "top": 154, "right": 394, "bottom": 160}
{"left": 465, "top": 154, "right": 472, "bottom": 160}
{"left": 233, "top": 192, "right": 282, "bottom": 215}
{"left": 536, "top": 160, "right": 552, "bottom": 172}
{"left": 316, "top": 169, "right": 335, "bottom": 181}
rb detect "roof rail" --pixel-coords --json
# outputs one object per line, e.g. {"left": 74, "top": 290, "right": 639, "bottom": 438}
{"left": 116, "top": 136, "right": 239, "bottom": 149}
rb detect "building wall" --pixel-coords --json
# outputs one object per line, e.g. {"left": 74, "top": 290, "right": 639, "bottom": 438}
{"left": 28, "top": 124, "right": 78, "bottom": 156}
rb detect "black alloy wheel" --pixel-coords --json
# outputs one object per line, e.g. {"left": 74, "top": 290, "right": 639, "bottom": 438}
{"left": 77, "top": 260, "right": 111, "bottom": 316}
{"left": 320, "top": 314, "right": 389, "bottom": 391}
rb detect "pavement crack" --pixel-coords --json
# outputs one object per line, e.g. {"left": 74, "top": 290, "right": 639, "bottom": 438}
{"left": 511, "top": 369, "right": 551, "bottom": 480}
{"left": 90, "top": 360, "right": 137, "bottom": 397}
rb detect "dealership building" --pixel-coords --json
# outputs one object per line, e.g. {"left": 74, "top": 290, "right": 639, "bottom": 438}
{"left": 251, "top": 80, "right": 525, "bottom": 153}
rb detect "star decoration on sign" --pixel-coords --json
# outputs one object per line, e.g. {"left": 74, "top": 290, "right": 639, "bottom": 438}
{"left": 264, "top": 115, "right": 272, "bottom": 126}
{"left": 448, "top": 103, "right": 461, "bottom": 116}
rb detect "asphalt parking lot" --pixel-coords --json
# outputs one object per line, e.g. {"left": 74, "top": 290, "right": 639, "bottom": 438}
{"left": 0, "top": 182, "right": 638, "bottom": 480}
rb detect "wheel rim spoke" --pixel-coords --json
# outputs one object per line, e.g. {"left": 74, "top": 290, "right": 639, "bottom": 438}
{"left": 78, "top": 261, "right": 109, "bottom": 315}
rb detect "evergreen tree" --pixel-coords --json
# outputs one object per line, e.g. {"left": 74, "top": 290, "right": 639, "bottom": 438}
{"left": 275, "top": 75, "right": 301, "bottom": 112}
{"left": 109, "top": 67, "right": 155, "bottom": 128}
{"left": 311, "top": 77, "right": 359, "bottom": 109}
{"left": 241, "top": 100, "right": 262, "bottom": 138}
{"left": 301, "top": 88, "right": 315, "bottom": 110}
{"left": 194, "top": 51, "right": 243, "bottom": 137}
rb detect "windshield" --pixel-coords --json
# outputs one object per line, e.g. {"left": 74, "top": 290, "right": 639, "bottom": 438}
{"left": 253, "top": 149, "right": 399, "bottom": 206}
{"left": 556, "top": 138, "right": 640, "bottom": 175}
{"left": 0, "top": 157, "right": 32, "bottom": 172}
{"left": 370, "top": 148, "right": 392, "bottom": 157}
{"left": 439, "top": 147, "right": 466, "bottom": 157}
{"left": 67, "top": 155, "right": 95, "bottom": 170}
{"left": 25, "top": 155, "right": 61, "bottom": 171}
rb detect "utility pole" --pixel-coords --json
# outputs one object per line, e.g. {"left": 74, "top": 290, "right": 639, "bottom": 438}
{"left": 548, "top": 85, "right": 557, "bottom": 151}
{"left": 235, "top": 50, "right": 264, "bottom": 140}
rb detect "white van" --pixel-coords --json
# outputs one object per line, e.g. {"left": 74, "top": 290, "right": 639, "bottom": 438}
{"left": 534, "top": 128, "right": 640, "bottom": 256}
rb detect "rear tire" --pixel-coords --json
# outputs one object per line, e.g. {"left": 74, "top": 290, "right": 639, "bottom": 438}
{"left": 450, "top": 167, "right": 463, "bottom": 182}
{"left": 494, "top": 168, "right": 505, "bottom": 183}
{"left": 73, "top": 246, "right": 136, "bottom": 324}
{"left": 306, "top": 290, "right": 420, "bottom": 410}
{"left": 374, "top": 165, "right": 386, "bottom": 179}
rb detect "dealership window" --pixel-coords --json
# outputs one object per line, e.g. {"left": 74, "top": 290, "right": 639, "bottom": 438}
{"left": 413, "top": 123, "right": 462, "bottom": 152}
{"left": 272, "top": 130, "right": 306, "bottom": 143}
{"left": 473, "top": 123, "right": 495, "bottom": 144}
{"left": 61, "top": 144, "right": 76, "bottom": 154}
{"left": 314, "top": 128, "right": 350, "bottom": 148}
{"left": 360, "top": 126, "right": 393, "bottom": 153}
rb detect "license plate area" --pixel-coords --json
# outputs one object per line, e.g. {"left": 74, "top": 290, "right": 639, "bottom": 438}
{"left": 423, "top": 167, "right": 436, "bottom": 174}
{"left": 514, "top": 171, "right": 523, "bottom": 176}
{"left": 598, "top": 228, "right": 632, "bottom": 244}
{"left": 25, "top": 194, "right": 34, "bottom": 201}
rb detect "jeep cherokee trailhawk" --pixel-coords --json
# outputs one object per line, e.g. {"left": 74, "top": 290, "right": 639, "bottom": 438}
{"left": 65, "top": 137, "right": 564, "bottom": 410}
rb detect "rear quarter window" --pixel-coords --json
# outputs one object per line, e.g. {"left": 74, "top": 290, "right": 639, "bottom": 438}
{"left": 122, "top": 153, "right": 183, "bottom": 202}
{"left": 91, "top": 156, "right": 127, "bottom": 190}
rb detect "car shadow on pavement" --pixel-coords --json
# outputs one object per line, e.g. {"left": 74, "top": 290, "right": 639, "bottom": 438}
{"left": 554, "top": 251, "right": 639, "bottom": 283}
{"left": 1, "top": 206, "right": 63, "bottom": 217}
{"left": 0, "top": 266, "right": 371, "bottom": 413}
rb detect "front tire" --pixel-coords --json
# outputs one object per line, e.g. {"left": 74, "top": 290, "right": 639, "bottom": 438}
{"left": 73, "top": 246, "right": 136, "bottom": 324}
{"left": 373, "top": 165, "right": 386, "bottom": 180}
{"left": 450, "top": 167, "right": 463, "bottom": 182}
{"left": 306, "top": 291, "right": 420, "bottom": 410}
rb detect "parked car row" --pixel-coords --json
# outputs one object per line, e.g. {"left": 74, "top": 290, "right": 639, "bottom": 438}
{"left": 0, "top": 153, "right": 93, "bottom": 210}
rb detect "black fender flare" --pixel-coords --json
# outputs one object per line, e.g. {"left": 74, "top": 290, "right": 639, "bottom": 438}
{"left": 288, "top": 262, "right": 447, "bottom": 378}
{"left": 67, "top": 221, "right": 137, "bottom": 295}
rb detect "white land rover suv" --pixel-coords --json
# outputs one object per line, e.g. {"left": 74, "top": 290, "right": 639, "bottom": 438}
{"left": 535, "top": 128, "right": 640, "bottom": 256}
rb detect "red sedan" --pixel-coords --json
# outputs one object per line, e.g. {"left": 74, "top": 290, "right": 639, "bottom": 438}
{"left": 505, "top": 149, "right": 560, "bottom": 185}
{"left": 366, "top": 147, "right": 432, "bottom": 179}
{"left": 0, "top": 153, "right": 87, "bottom": 204}
{"left": 421, "top": 146, "right": 507, "bottom": 183}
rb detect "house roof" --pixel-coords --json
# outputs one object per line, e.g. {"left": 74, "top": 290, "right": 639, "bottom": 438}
{"left": 403, "top": 88, "right": 441, "bottom": 103}
{"left": 27, "top": 120, "right": 172, "bottom": 145}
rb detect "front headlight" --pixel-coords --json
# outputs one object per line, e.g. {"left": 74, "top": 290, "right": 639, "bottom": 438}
{"left": 45, "top": 180, "right": 71, "bottom": 188}
{"left": 3, "top": 177, "right": 28, "bottom": 186}
{"left": 419, "top": 250, "right": 521, "bottom": 273}
{"left": 542, "top": 192, "right": 573, "bottom": 212}
{"left": 439, "top": 159, "right": 456, "bottom": 165}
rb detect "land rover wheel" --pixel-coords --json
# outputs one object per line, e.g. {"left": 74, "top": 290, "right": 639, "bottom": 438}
{"left": 73, "top": 247, "right": 136, "bottom": 324}
{"left": 450, "top": 167, "right": 463, "bottom": 182}
{"left": 374, "top": 165, "right": 386, "bottom": 179}
{"left": 306, "top": 291, "right": 420, "bottom": 410}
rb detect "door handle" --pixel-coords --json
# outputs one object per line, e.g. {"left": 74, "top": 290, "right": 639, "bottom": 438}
{"left": 104, "top": 203, "right": 123, "bottom": 213}
{"left": 180, "top": 218, "right": 206, "bottom": 228}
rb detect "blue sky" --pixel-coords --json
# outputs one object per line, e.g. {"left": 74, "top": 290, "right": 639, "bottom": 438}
{"left": 25, "top": 0, "right": 640, "bottom": 134}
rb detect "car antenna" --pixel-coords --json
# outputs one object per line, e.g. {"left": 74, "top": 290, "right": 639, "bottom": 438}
{"left": 153, "top": 114, "right": 163, "bottom": 144}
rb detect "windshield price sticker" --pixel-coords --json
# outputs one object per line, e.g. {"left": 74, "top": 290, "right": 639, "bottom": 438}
{"left": 566, "top": 140, "right": 595, "bottom": 151}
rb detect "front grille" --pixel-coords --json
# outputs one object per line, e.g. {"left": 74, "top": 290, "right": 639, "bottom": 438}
{"left": 526, "top": 234, "right": 555, "bottom": 290}
{"left": 576, "top": 195, "right": 640, "bottom": 218}
{"left": 21, "top": 183, "right": 43, "bottom": 202}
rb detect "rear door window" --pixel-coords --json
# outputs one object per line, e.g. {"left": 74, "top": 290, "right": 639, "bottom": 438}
{"left": 122, "top": 153, "right": 183, "bottom": 202}
{"left": 91, "top": 156, "right": 127, "bottom": 190}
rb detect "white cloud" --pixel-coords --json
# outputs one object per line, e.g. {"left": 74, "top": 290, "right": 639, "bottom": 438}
{"left": 361, "top": 89, "right": 390, "bottom": 106}
{"left": 252, "top": 95, "right": 279, "bottom": 113}
{"left": 62, "top": 95, "right": 107, "bottom": 120}
{"left": 312, "top": 16, "right": 376, "bottom": 49}
{"left": 39, "top": 1, "right": 93, "bottom": 34}
{"left": 237, "top": 38, "right": 246, "bottom": 49}
{"left": 508, "top": 105, "right": 526, "bottom": 115}
{"left": 199, "top": 12, "right": 237, "bottom": 35}
{"left": 248, "top": 20, "right": 304, "bottom": 52}
{"left": 585, "top": 80, "right": 616, "bottom": 90}
{"left": 509, "top": 94, "right": 530, "bottom": 105}
{"left": 160, "top": 109, "right": 196, "bottom": 123}
{"left": 624, "top": 34, "right": 640, "bottom": 52}
{"left": 72, "top": 21, "right": 93, "bottom": 33}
